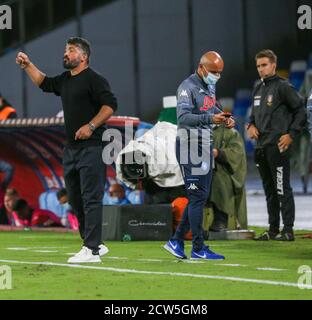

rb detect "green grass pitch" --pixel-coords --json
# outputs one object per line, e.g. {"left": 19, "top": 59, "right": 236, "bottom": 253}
{"left": 0, "top": 228, "right": 311, "bottom": 300}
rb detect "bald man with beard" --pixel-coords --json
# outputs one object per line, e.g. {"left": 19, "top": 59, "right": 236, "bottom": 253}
{"left": 164, "top": 51, "right": 235, "bottom": 260}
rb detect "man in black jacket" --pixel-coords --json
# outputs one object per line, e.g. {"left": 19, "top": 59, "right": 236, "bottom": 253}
{"left": 16, "top": 38, "right": 117, "bottom": 262}
{"left": 247, "top": 49, "right": 306, "bottom": 241}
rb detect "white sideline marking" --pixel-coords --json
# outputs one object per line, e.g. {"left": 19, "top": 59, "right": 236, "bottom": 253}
{"left": 7, "top": 247, "right": 67, "bottom": 250}
{"left": 209, "top": 245, "right": 233, "bottom": 247}
{"left": 0, "top": 259, "right": 310, "bottom": 289}
{"left": 33, "top": 247, "right": 68, "bottom": 249}
{"left": 182, "top": 260, "right": 204, "bottom": 264}
{"left": 256, "top": 268, "right": 287, "bottom": 272}
{"left": 63, "top": 254, "right": 128, "bottom": 258}
{"left": 9, "top": 249, "right": 289, "bottom": 272}
{"left": 215, "top": 264, "right": 248, "bottom": 267}
{"left": 138, "top": 259, "right": 163, "bottom": 262}
{"left": 33, "top": 250, "right": 58, "bottom": 253}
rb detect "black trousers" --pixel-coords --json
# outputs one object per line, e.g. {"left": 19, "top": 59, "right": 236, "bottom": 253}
{"left": 255, "top": 145, "right": 295, "bottom": 232}
{"left": 63, "top": 145, "right": 105, "bottom": 251}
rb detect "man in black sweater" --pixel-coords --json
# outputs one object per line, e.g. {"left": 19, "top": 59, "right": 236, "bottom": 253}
{"left": 247, "top": 49, "right": 306, "bottom": 241}
{"left": 16, "top": 38, "right": 117, "bottom": 262}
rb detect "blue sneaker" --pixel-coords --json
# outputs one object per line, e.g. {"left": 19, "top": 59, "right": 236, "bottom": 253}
{"left": 164, "top": 240, "right": 187, "bottom": 259}
{"left": 191, "top": 246, "right": 225, "bottom": 260}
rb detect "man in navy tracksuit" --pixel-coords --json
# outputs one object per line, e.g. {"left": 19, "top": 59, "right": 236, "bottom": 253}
{"left": 164, "top": 51, "right": 234, "bottom": 260}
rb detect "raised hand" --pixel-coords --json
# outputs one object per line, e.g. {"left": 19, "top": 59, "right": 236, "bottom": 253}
{"left": 16, "top": 52, "right": 31, "bottom": 69}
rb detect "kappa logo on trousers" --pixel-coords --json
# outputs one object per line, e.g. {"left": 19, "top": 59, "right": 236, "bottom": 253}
{"left": 188, "top": 183, "right": 199, "bottom": 190}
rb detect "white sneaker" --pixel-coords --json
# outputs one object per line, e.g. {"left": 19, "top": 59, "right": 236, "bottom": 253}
{"left": 99, "top": 244, "right": 109, "bottom": 257}
{"left": 67, "top": 247, "right": 101, "bottom": 264}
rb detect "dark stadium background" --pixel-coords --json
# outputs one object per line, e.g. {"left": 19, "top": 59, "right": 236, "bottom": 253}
{"left": 1, "top": 0, "right": 312, "bottom": 121}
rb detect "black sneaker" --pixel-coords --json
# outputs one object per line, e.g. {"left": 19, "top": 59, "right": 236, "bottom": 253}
{"left": 275, "top": 231, "right": 295, "bottom": 241}
{"left": 254, "top": 231, "right": 279, "bottom": 241}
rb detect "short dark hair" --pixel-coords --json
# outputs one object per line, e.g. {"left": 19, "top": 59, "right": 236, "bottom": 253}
{"left": 255, "top": 49, "right": 277, "bottom": 64}
{"left": 5, "top": 188, "right": 18, "bottom": 197}
{"left": 12, "top": 199, "right": 28, "bottom": 212}
{"left": 57, "top": 188, "right": 67, "bottom": 200}
{"left": 66, "top": 37, "right": 91, "bottom": 62}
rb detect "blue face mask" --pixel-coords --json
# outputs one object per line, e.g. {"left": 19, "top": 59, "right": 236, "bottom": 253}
{"left": 202, "top": 67, "right": 221, "bottom": 86}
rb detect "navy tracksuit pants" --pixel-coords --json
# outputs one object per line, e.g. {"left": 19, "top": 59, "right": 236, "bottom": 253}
{"left": 172, "top": 137, "right": 213, "bottom": 251}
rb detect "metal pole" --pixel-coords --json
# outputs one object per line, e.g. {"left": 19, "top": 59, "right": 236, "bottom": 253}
{"left": 47, "top": 0, "right": 54, "bottom": 29}
{"left": 187, "top": 0, "right": 194, "bottom": 74}
{"left": 76, "top": 0, "right": 83, "bottom": 37}
{"left": 241, "top": 0, "right": 249, "bottom": 71}
{"left": 132, "top": 0, "right": 141, "bottom": 118}
{"left": 18, "top": 0, "right": 28, "bottom": 117}
{"left": 295, "top": 0, "right": 301, "bottom": 47}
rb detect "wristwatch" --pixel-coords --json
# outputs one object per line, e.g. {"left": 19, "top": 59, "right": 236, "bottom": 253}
{"left": 88, "top": 122, "right": 96, "bottom": 132}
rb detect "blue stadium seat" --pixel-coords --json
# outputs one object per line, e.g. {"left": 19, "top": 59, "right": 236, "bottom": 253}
{"left": 102, "top": 191, "right": 110, "bottom": 205}
{"left": 218, "top": 97, "right": 235, "bottom": 113}
{"left": 232, "top": 89, "right": 252, "bottom": 138}
{"left": 233, "top": 89, "right": 252, "bottom": 117}
{"left": 289, "top": 60, "right": 307, "bottom": 91}
{"left": 39, "top": 189, "right": 67, "bottom": 218}
{"left": 127, "top": 190, "right": 144, "bottom": 204}
{"left": 307, "top": 53, "right": 312, "bottom": 69}
{"left": 244, "top": 106, "right": 256, "bottom": 156}
{"left": 135, "top": 121, "right": 154, "bottom": 139}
